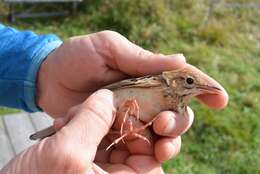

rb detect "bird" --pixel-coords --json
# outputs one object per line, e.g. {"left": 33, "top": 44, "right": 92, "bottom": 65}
{"left": 29, "top": 64, "right": 224, "bottom": 149}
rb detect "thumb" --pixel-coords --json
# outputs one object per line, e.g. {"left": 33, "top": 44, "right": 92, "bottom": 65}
{"left": 56, "top": 89, "right": 116, "bottom": 159}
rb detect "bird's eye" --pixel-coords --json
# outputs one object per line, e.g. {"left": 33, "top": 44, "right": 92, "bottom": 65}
{"left": 186, "top": 77, "right": 194, "bottom": 85}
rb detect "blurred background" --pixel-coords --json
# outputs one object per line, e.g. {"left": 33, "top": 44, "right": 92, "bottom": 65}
{"left": 0, "top": 0, "right": 259, "bottom": 173}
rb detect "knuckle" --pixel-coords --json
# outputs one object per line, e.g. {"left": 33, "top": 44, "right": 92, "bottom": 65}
{"left": 98, "top": 30, "right": 121, "bottom": 37}
{"left": 94, "top": 30, "right": 124, "bottom": 57}
{"left": 96, "top": 30, "right": 122, "bottom": 42}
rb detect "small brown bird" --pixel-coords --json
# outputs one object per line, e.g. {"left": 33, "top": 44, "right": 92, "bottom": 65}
{"left": 30, "top": 64, "right": 224, "bottom": 147}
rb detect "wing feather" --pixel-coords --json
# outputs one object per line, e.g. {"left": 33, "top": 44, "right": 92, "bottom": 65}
{"left": 103, "top": 75, "right": 165, "bottom": 90}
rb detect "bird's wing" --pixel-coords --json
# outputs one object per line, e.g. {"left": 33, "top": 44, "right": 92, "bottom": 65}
{"left": 103, "top": 75, "right": 165, "bottom": 90}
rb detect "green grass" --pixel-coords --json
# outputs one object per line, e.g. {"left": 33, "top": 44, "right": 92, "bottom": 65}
{"left": 0, "top": 107, "right": 20, "bottom": 115}
{"left": 1, "top": 0, "right": 260, "bottom": 173}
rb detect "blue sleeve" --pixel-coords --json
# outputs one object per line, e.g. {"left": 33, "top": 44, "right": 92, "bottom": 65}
{"left": 0, "top": 24, "right": 63, "bottom": 112}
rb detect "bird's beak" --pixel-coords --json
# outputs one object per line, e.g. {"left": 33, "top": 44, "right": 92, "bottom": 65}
{"left": 196, "top": 85, "right": 222, "bottom": 94}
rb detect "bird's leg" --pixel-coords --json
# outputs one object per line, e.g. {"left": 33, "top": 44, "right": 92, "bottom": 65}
{"left": 126, "top": 119, "right": 151, "bottom": 144}
{"left": 133, "top": 115, "right": 159, "bottom": 132}
{"left": 120, "top": 99, "right": 140, "bottom": 137}
{"left": 106, "top": 133, "right": 128, "bottom": 151}
{"left": 123, "top": 99, "right": 140, "bottom": 119}
{"left": 130, "top": 99, "right": 140, "bottom": 120}
{"left": 106, "top": 99, "right": 160, "bottom": 151}
{"left": 120, "top": 108, "right": 130, "bottom": 138}
{"left": 107, "top": 119, "right": 151, "bottom": 151}
{"left": 132, "top": 133, "right": 151, "bottom": 145}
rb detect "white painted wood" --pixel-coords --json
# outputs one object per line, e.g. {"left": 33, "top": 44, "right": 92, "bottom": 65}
{"left": 3, "top": 113, "right": 36, "bottom": 155}
{"left": 0, "top": 117, "right": 14, "bottom": 169}
{"left": 29, "top": 112, "right": 53, "bottom": 131}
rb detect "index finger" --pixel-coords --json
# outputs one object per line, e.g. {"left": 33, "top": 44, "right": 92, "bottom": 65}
{"left": 96, "top": 31, "right": 186, "bottom": 76}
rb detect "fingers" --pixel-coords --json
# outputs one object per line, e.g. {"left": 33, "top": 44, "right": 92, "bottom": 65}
{"left": 154, "top": 136, "right": 181, "bottom": 163}
{"left": 125, "top": 155, "right": 164, "bottom": 174}
{"left": 96, "top": 156, "right": 164, "bottom": 174}
{"left": 92, "top": 164, "right": 109, "bottom": 174}
{"left": 109, "top": 150, "right": 130, "bottom": 164}
{"left": 103, "top": 164, "right": 136, "bottom": 174}
{"left": 126, "top": 137, "right": 154, "bottom": 155}
{"left": 153, "top": 107, "right": 194, "bottom": 137}
{"left": 95, "top": 31, "right": 186, "bottom": 76}
{"left": 197, "top": 91, "right": 229, "bottom": 109}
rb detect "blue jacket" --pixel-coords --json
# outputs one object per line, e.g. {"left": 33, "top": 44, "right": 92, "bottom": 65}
{"left": 0, "top": 24, "right": 62, "bottom": 112}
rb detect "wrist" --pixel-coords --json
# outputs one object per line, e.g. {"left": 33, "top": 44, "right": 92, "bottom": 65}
{"left": 36, "top": 46, "right": 60, "bottom": 111}
{"left": 36, "top": 56, "right": 49, "bottom": 111}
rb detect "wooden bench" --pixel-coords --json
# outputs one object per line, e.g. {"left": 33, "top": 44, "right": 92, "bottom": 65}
{"left": 4, "top": 0, "right": 82, "bottom": 22}
{"left": 0, "top": 112, "right": 53, "bottom": 168}
{"left": 203, "top": 0, "right": 260, "bottom": 26}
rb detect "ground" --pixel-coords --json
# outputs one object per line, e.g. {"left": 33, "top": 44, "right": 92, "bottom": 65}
{"left": 0, "top": 0, "right": 259, "bottom": 173}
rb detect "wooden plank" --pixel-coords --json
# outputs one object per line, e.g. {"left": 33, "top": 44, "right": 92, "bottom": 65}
{"left": 16, "top": 11, "right": 69, "bottom": 18}
{"left": 0, "top": 117, "right": 15, "bottom": 169}
{"left": 3, "top": 113, "right": 36, "bottom": 155}
{"left": 29, "top": 112, "right": 53, "bottom": 131}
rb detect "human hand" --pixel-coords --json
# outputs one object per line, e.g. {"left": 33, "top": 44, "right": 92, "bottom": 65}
{"left": 1, "top": 85, "right": 227, "bottom": 174}
{"left": 0, "top": 89, "right": 186, "bottom": 174}
{"left": 32, "top": 30, "right": 228, "bottom": 173}
{"left": 37, "top": 30, "right": 194, "bottom": 118}
{"left": 52, "top": 89, "right": 192, "bottom": 174}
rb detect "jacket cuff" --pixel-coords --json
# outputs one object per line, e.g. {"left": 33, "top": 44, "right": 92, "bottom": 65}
{"left": 24, "top": 40, "right": 63, "bottom": 112}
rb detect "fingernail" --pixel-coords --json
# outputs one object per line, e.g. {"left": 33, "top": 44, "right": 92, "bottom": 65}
{"left": 173, "top": 53, "right": 186, "bottom": 62}
{"left": 168, "top": 141, "right": 177, "bottom": 157}
{"left": 53, "top": 118, "right": 64, "bottom": 130}
{"left": 165, "top": 53, "right": 186, "bottom": 69}
{"left": 171, "top": 136, "right": 181, "bottom": 157}
{"left": 163, "top": 116, "right": 176, "bottom": 135}
{"left": 95, "top": 89, "right": 114, "bottom": 97}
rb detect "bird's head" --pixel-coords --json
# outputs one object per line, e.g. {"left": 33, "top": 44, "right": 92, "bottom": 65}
{"left": 162, "top": 64, "right": 223, "bottom": 100}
